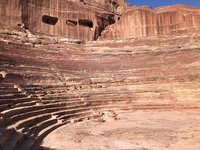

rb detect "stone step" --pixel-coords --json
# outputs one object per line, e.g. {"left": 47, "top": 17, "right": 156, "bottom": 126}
{"left": 0, "top": 99, "right": 36, "bottom": 108}
{"left": 25, "top": 91, "right": 46, "bottom": 95}
{"left": 0, "top": 89, "right": 20, "bottom": 94}
{"left": 2, "top": 103, "right": 88, "bottom": 127}
{"left": 9, "top": 103, "right": 90, "bottom": 132}
{"left": 0, "top": 93, "right": 27, "bottom": 99}
{"left": 13, "top": 101, "right": 37, "bottom": 108}
{"left": 0, "top": 70, "right": 54, "bottom": 80}
{"left": 24, "top": 87, "right": 43, "bottom": 91}
{"left": 40, "top": 100, "right": 87, "bottom": 108}
{"left": 26, "top": 118, "right": 58, "bottom": 137}
{"left": 40, "top": 94, "right": 130, "bottom": 102}
{"left": 45, "top": 98, "right": 118, "bottom": 105}
{"left": 0, "top": 104, "right": 9, "bottom": 112}
{"left": 61, "top": 107, "right": 92, "bottom": 117}
{"left": 0, "top": 84, "right": 14, "bottom": 89}
{"left": 53, "top": 103, "right": 124, "bottom": 120}
{"left": 42, "top": 94, "right": 116, "bottom": 99}
{"left": 4, "top": 108, "right": 94, "bottom": 148}
{"left": 46, "top": 103, "right": 90, "bottom": 118}
{"left": 21, "top": 122, "right": 66, "bottom": 150}
{"left": 0, "top": 97, "right": 34, "bottom": 105}
{"left": 66, "top": 113, "right": 95, "bottom": 123}
{"left": 58, "top": 111, "right": 92, "bottom": 122}
{"left": 131, "top": 104, "right": 200, "bottom": 110}
{"left": 40, "top": 96, "right": 75, "bottom": 101}
{"left": 0, "top": 100, "right": 37, "bottom": 113}
{"left": 2, "top": 99, "right": 34, "bottom": 107}
{"left": 0, "top": 65, "right": 54, "bottom": 72}
{"left": 40, "top": 99, "right": 84, "bottom": 104}
{"left": 53, "top": 107, "right": 93, "bottom": 117}
{"left": 40, "top": 92, "right": 133, "bottom": 99}
{"left": 1, "top": 102, "right": 69, "bottom": 119}
{"left": 15, "top": 114, "right": 52, "bottom": 131}
{"left": 88, "top": 98, "right": 130, "bottom": 105}
{"left": 3, "top": 107, "right": 67, "bottom": 127}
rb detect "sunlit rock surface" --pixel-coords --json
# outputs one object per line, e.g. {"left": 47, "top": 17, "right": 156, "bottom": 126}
{"left": 100, "top": 4, "right": 200, "bottom": 40}
{"left": 0, "top": 29, "right": 200, "bottom": 149}
{"left": 0, "top": 1, "right": 200, "bottom": 150}
{"left": 0, "top": 0, "right": 127, "bottom": 41}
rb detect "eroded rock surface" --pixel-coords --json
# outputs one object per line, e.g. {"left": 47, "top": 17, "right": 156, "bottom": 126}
{"left": 1, "top": 1, "right": 200, "bottom": 41}
{"left": 100, "top": 4, "right": 200, "bottom": 40}
{"left": 0, "top": 0, "right": 127, "bottom": 41}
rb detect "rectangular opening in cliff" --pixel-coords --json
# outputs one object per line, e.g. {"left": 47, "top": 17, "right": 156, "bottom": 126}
{"left": 66, "top": 20, "right": 78, "bottom": 26}
{"left": 78, "top": 19, "right": 93, "bottom": 28}
{"left": 42, "top": 15, "right": 58, "bottom": 25}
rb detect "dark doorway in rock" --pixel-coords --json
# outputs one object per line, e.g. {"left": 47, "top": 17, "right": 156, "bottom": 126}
{"left": 17, "top": 23, "right": 22, "bottom": 27}
{"left": 66, "top": 20, "right": 78, "bottom": 26}
{"left": 42, "top": 15, "right": 58, "bottom": 25}
{"left": 78, "top": 19, "right": 93, "bottom": 28}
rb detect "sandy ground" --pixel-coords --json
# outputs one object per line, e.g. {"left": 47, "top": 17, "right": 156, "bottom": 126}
{"left": 42, "top": 110, "right": 200, "bottom": 150}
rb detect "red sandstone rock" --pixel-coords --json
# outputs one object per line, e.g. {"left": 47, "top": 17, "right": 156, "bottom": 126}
{"left": 2, "top": 1, "right": 200, "bottom": 41}
{"left": 100, "top": 4, "right": 200, "bottom": 40}
{"left": 0, "top": 2, "right": 200, "bottom": 150}
{"left": 0, "top": 0, "right": 127, "bottom": 41}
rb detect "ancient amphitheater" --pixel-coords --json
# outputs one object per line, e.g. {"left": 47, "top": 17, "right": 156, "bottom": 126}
{"left": 0, "top": 0, "right": 200, "bottom": 150}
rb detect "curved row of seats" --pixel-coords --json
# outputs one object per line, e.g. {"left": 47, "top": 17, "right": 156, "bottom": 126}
{"left": 1, "top": 72, "right": 199, "bottom": 150}
{"left": 0, "top": 79, "right": 135, "bottom": 150}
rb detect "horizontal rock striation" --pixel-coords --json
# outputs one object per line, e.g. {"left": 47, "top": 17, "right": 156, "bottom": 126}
{"left": 100, "top": 4, "right": 200, "bottom": 40}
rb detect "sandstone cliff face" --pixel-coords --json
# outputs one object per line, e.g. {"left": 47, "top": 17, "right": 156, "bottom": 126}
{"left": 0, "top": 0, "right": 127, "bottom": 41}
{"left": 100, "top": 5, "right": 200, "bottom": 40}
{"left": 0, "top": 0, "right": 22, "bottom": 28}
{"left": 1, "top": 1, "right": 200, "bottom": 41}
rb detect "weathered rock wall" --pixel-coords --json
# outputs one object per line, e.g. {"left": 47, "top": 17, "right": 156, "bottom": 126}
{"left": 100, "top": 6, "right": 157, "bottom": 40}
{"left": 0, "top": 0, "right": 22, "bottom": 28}
{"left": 25, "top": 0, "right": 97, "bottom": 41}
{"left": 80, "top": 0, "right": 126, "bottom": 14}
{"left": 100, "top": 5, "right": 200, "bottom": 40}
{"left": 0, "top": 0, "right": 127, "bottom": 41}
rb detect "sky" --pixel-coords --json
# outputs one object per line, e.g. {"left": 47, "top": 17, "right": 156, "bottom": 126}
{"left": 127, "top": 0, "right": 200, "bottom": 8}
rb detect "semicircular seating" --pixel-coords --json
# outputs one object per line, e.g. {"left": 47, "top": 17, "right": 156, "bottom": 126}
{"left": 1, "top": 32, "right": 200, "bottom": 150}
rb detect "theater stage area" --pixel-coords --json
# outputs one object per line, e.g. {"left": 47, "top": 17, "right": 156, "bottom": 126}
{"left": 42, "top": 110, "right": 200, "bottom": 150}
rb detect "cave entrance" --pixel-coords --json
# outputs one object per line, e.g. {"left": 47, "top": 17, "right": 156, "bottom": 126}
{"left": 66, "top": 19, "right": 93, "bottom": 28}
{"left": 42, "top": 15, "right": 58, "bottom": 25}
{"left": 78, "top": 19, "right": 93, "bottom": 28}
{"left": 66, "top": 20, "right": 78, "bottom": 26}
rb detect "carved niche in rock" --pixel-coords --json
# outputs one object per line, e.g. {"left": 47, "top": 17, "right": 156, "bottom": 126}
{"left": 0, "top": 0, "right": 127, "bottom": 41}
